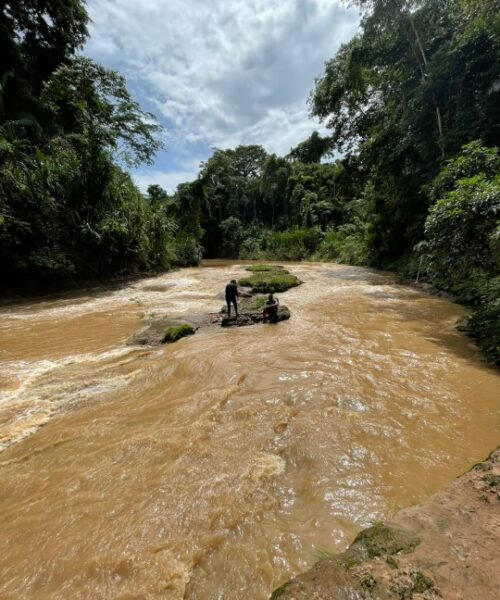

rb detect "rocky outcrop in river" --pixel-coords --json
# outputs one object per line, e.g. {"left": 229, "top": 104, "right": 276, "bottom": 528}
{"left": 220, "top": 296, "right": 291, "bottom": 327}
{"left": 129, "top": 265, "right": 296, "bottom": 342}
{"left": 271, "top": 448, "right": 500, "bottom": 600}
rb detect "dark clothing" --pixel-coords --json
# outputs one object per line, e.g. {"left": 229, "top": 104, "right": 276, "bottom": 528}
{"left": 263, "top": 298, "right": 279, "bottom": 321}
{"left": 225, "top": 282, "right": 238, "bottom": 302}
{"left": 227, "top": 299, "right": 238, "bottom": 317}
{"left": 225, "top": 282, "right": 239, "bottom": 317}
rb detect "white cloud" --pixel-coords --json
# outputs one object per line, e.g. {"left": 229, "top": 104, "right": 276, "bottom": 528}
{"left": 134, "top": 169, "right": 199, "bottom": 194}
{"left": 86, "top": 0, "right": 359, "bottom": 185}
{"left": 134, "top": 154, "right": 205, "bottom": 193}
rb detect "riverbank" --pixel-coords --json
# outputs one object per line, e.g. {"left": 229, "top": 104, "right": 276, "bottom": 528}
{"left": 270, "top": 448, "right": 500, "bottom": 600}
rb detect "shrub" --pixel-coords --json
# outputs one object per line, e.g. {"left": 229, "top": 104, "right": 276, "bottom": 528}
{"left": 425, "top": 141, "right": 500, "bottom": 203}
{"left": 421, "top": 175, "right": 500, "bottom": 291}
{"left": 468, "top": 300, "right": 500, "bottom": 365}
{"left": 174, "top": 234, "right": 202, "bottom": 267}
{"left": 263, "top": 228, "right": 323, "bottom": 261}
{"left": 419, "top": 142, "right": 500, "bottom": 364}
{"left": 315, "top": 229, "right": 370, "bottom": 265}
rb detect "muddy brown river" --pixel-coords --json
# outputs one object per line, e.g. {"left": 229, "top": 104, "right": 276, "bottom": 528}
{"left": 0, "top": 261, "right": 499, "bottom": 599}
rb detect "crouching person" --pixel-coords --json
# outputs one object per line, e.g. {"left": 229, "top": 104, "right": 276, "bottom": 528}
{"left": 263, "top": 293, "right": 279, "bottom": 322}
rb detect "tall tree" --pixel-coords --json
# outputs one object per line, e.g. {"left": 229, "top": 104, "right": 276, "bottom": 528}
{"left": 287, "top": 131, "right": 333, "bottom": 164}
{"left": 0, "top": 1, "right": 89, "bottom": 125}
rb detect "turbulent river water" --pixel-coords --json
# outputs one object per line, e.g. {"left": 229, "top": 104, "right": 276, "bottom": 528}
{"left": 0, "top": 261, "right": 499, "bottom": 599}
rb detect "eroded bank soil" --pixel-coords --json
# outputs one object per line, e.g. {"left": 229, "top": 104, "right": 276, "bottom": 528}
{"left": 272, "top": 448, "right": 500, "bottom": 600}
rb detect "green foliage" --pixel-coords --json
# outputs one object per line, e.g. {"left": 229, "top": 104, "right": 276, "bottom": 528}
{"left": 161, "top": 323, "right": 195, "bottom": 344}
{"left": 179, "top": 142, "right": 350, "bottom": 258}
{"left": 219, "top": 216, "right": 244, "bottom": 258}
{"left": 315, "top": 229, "right": 370, "bottom": 265}
{"left": 421, "top": 160, "right": 500, "bottom": 297}
{"left": 238, "top": 266, "right": 300, "bottom": 293}
{"left": 0, "top": 0, "right": 89, "bottom": 126}
{"left": 425, "top": 142, "right": 500, "bottom": 202}
{"left": 42, "top": 57, "right": 163, "bottom": 167}
{"left": 310, "top": 0, "right": 500, "bottom": 261}
{"left": 0, "top": 1, "right": 201, "bottom": 286}
{"left": 287, "top": 131, "right": 333, "bottom": 164}
{"left": 262, "top": 229, "right": 323, "bottom": 261}
{"left": 416, "top": 142, "right": 500, "bottom": 363}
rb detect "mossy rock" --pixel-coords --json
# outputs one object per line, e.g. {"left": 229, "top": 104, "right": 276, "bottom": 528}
{"left": 349, "top": 523, "right": 420, "bottom": 560}
{"left": 220, "top": 295, "right": 291, "bottom": 327}
{"left": 161, "top": 323, "right": 195, "bottom": 344}
{"left": 238, "top": 265, "right": 300, "bottom": 294}
{"left": 220, "top": 306, "right": 291, "bottom": 328}
{"left": 129, "top": 316, "right": 201, "bottom": 346}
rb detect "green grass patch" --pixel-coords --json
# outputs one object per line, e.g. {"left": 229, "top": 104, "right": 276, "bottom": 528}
{"left": 161, "top": 323, "right": 195, "bottom": 344}
{"left": 239, "top": 265, "right": 299, "bottom": 293}
{"left": 245, "top": 264, "right": 285, "bottom": 272}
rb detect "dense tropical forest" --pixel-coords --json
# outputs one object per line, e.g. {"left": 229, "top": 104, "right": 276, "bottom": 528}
{"left": 0, "top": 0, "right": 499, "bottom": 362}
{"left": 0, "top": 0, "right": 202, "bottom": 287}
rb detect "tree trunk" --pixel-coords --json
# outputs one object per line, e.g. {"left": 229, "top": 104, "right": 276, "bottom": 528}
{"left": 405, "top": 9, "right": 445, "bottom": 159}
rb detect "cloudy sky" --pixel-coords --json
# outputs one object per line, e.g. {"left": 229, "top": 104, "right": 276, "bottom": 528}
{"left": 85, "top": 0, "right": 359, "bottom": 192}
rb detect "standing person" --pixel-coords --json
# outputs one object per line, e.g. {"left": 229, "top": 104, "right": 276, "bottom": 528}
{"left": 225, "top": 279, "right": 239, "bottom": 318}
{"left": 263, "top": 293, "right": 279, "bottom": 322}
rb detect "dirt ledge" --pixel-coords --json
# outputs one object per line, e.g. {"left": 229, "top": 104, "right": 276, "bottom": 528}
{"left": 270, "top": 448, "right": 500, "bottom": 600}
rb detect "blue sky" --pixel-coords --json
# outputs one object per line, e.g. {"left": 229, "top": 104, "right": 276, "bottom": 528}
{"left": 85, "top": 0, "right": 359, "bottom": 193}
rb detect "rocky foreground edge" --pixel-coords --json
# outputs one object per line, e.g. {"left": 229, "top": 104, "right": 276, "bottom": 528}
{"left": 271, "top": 448, "right": 500, "bottom": 600}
